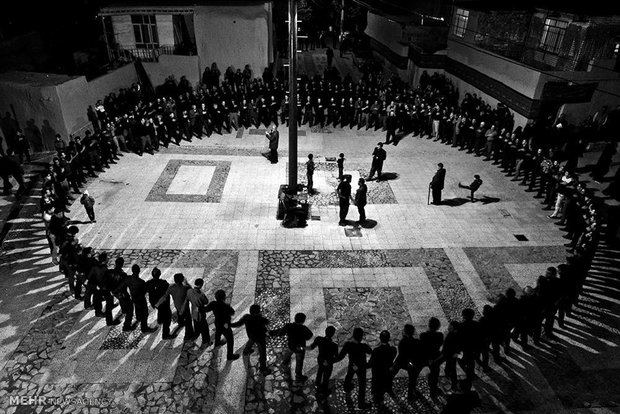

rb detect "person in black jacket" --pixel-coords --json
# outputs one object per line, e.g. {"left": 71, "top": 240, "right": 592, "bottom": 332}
{"left": 420, "top": 317, "right": 444, "bottom": 398}
{"left": 309, "top": 326, "right": 339, "bottom": 394}
{"left": 367, "top": 142, "right": 386, "bottom": 181}
{"left": 430, "top": 162, "right": 446, "bottom": 205}
{"left": 205, "top": 289, "right": 239, "bottom": 360}
{"left": 269, "top": 312, "right": 313, "bottom": 381}
{"left": 354, "top": 178, "right": 368, "bottom": 224}
{"left": 336, "top": 327, "right": 372, "bottom": 409}
{"left": 121, "top": 264, "right": 156, "bottom": 333}
{"left": 385, "top": 111, "right": 398, "bottom": 144}
{"left": 458, "top": 308, "right": 481, "bottom": 381}
{"left": 337, "top": 175, "right": 352, "bottom": 226}
{"left": 232, "top": 304, "right": 271, "bottom": 374}
{"left": 145, "top": 267, "right": 174, "bottom": 339}
{"left": 391, "top": 324, "right": 422, "bottom": 400}
{"left": 458, "top": 174, "right": 483, "bottom": 202}
{"left": 369, "top": 330, "right": 397, "bottom": 404}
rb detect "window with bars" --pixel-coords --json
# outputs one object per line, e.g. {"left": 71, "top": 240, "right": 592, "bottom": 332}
{"left": 539, "top": 18, "right": 568, "bottom": 54}
{"left": 132, "top": 15, "right": 159, "bottom": 49}
{"left": 453, "top": 9, "right": 469, "bottom": 38}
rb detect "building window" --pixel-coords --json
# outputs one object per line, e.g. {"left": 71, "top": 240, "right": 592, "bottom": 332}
{"left": 539, "top": 18, "right": 568, "bottom": 54}
{"left": 132, "top": 15, "right": 159, "bottom": 49}
{"left": 453, "top": 9, "right": 469, "bottom": 38}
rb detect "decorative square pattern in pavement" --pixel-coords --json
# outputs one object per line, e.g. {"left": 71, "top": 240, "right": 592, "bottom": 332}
{"left": 247, "top": 249, "right": 482, "bottom": 413}
{"left": 293, "top": 162, "right": 397, "bottom": 206}
{"left": 462, "top": 245, "right": 567, "bottom": 298}
{"left": 324, "top": 287, "right": 411, "bottom": 347}
{"left": 145, "top": 159, "right": 231, "bottom": 203}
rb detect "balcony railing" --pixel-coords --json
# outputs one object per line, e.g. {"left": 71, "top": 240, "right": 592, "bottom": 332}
{"left": 109, "top": 44, "right": 197, "bottom": 63}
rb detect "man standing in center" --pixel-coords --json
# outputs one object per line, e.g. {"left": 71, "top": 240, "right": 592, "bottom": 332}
{"left": 430, "top": 162, "right": 446, "bottom": 205}
{"left": 354, "top": 178, "right": 368, "bottom": 224}
{"left": 306, "top": 153, "right": 315, "bottom": 195}
{"left": 337, "top": 175, "right": 351, "bottom": 226}
{"left": 367, "top": 142, "right": 386, "bottom": 181}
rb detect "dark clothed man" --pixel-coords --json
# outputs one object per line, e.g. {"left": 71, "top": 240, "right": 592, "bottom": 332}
{"left": 336, "top": 327, "right": 372, "bottom": 409}
{"left": 80, "top": 191, "right": 96, "bottom": 223}
{"left": 123, "top": 264, "right": 155, "bottom": 333}
{"left": 109, "top": 257, "right": 133, "bottom": 331}
{"left": 310, "top": 326, "right": 339, "bottom": 394}
{"left": 368, "top": 143, "right": 386, "bottom": 180}
{"left": 459, "top": 308, "right": 481, "bottom": 382}
{"left": 145, "top": 267, "right": 173, "bottom": 339}
{"left": 421, "top": 317, "right": 444, "bottom": 398}
{"left": 458, "top": 174, "right": 483, "bottom": 202}
{"left": 267, "top": 126, "right": 279, "bottom": 164}
{"left": 306, "top": 154, "right": 315, "bottom": 195}
{"left": 369, "top": 330, "right": 397, "bottom": 404}
{"left": 337, "top": 153, "right": 345, "bottom": 179}
{"left": 392, "top": 324, "right": 423, "bottom": 400}
{"left": 155, "top": 273, "right": 194, "bottom": 339}
{"left": 84, "top": 252, "right": 107, "bottom": 312}
{"left": 430, "top": 163, "right": 446, "bottom": 205}
{"left": 337, "top": 176, "right": 351, "bottom": 226}
{"left": 205, "top": 289, "right": 239, "bottom": 360}
{"left": 232, "top": 304, "right": 271, "bottom": 374}
{"left": 270, "top": 312, "right": 313, "bottom": 381}
{"left": 186, "top": 278, "right": 211, "bottom": 345}
{"left": 385, "top": 112, "right": 398, "bottom": 144}
{"left": 354, "top": 178, "right": 368, "bottom": 224}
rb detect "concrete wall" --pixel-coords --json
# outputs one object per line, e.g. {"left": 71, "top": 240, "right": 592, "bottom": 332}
{"left": 0, "top": 79, "right": 66, "bottom": 151}
{"left": 194, "top": 3, "right": 271, "bottom": 76}
{"left": 87, "top": 63, "right": 138, "bottom": 103}
{"left": 57, "top": 77, "right": 92, "bottom": 138}
{"left": 143, "top": 55, "right": 201, "bottom": 89}
{"left": 112, "top": 15, "right": 134, "bottom": 48}
{"left": 156, "top": 15, "right": 174, "bottom": 47}
{"left": 0, "top": 64, "right": 141, "bottom": 151}
{"left": 447, "top": 39, "right": 542, "bottom": 100}
{"left": 559, "top": 80, "right": 620, "bottom": 125}
{"left": 365, "top": 12, "right": 409, "bottom": 58}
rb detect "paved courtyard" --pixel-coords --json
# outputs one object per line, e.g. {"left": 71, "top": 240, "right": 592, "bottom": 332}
{"left": 1, "top": 123, "right": 619, "bottom": 413}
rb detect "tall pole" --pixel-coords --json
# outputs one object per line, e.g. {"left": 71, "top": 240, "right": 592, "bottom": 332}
{"left": 101, "top": 17, "right": 112, "bottom": 63}
{"left": 288, "top": 0, "right": 298, "bottom": 190}
{"left": 341, "top": 0, "right": 345, "bottom": 35}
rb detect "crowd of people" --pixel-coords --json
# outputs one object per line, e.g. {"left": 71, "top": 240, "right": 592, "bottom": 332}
{"left": 13, "top": 58, "right": 610, "bottom": 413}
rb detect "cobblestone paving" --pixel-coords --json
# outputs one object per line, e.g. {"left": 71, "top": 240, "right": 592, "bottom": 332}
{"left": 0, "top": 246, "right": 237, "bottom": 413}
{"left": 247, "top": 248, "right": 483, "bottom": 413}
{"left": 145, "top": 159, "right": 231, "bottom": 202}
{"left": 462, "top": 245, "right": 568, "bottom": 298}
{"left": 257, "top": 249, "right": 479, "bottom": 321}
{"left": 244, "top": 347, "right": 444, "bottom": 414}
{"left": 295, "top": 162, "right": 398, "bottom": 206}
{"left": 324, "top": 287, "right": 412, "bottom": 347}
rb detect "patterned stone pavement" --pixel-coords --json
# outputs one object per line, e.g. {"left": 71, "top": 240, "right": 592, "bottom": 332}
{"left": 145, "top": 159, "right": 231, "bottom": 203}
{"left": 294, "top": 162, "right": 398, "bottom": 206}
{"left": 1, "top": 121, "right": 619, "bottom": 413}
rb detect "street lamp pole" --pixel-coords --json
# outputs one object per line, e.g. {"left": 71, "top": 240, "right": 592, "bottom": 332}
{"left": 288, "top": 0, "right": 298, "bottom": 190}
